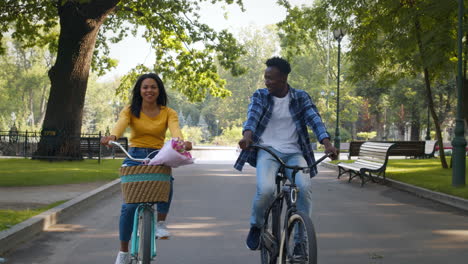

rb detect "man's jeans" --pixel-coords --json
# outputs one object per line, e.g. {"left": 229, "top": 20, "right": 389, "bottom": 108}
{"left": 250, "top": 147, "right": 313, "bottom": 228}
{"left": 119, "top": 147, "right": 174, "bottom": 242}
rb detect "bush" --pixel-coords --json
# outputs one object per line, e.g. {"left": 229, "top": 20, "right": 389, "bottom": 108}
{"left": 212, "top": 126, "right": 242, "bottom": 146}
{"left": 165, "top": 126, "right": 203, "bottom": 145}
{"left": 321, "top": 127, "right": 352, "bottom": 143}
{"left": 356, "top": 131, "right": 377, "bottom": 141}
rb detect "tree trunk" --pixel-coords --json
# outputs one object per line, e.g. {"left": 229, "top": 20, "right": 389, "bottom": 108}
{"left": 410, "top": 105, "right": 420, "bottom": 141}
{"left": 414, "top": 16, "right": 448, "bottom": 168}
{"left": 374, "top": 110, "right": 384, "bottom": 140}
{"left": 34, "top": 0, "right": 118, "bottom": 160}
{"left": 37, "top": 84, "right": 48, "bottom": 126}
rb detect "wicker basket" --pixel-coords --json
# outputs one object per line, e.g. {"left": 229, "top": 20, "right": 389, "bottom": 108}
{"left": 119, "top": 165, "right": 172, "bottom": 203}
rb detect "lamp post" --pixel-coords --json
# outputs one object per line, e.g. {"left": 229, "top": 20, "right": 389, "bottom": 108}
{"left": 425, "top": 106, "right": 431, "bottom": 140}
{"left": 333, "top": 28, "right": 345, "bottom": 152}
{"left": 452, "top": 0, "right": 466, "bottom": 187}
{"left": 215, "top": 119, "right": 219, "bottom": 137}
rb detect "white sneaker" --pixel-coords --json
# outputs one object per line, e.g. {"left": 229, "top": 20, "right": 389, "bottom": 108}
{"left": 156, "top": 221, "right": 171, "bottom": 239}
{"left": 114, "top": 251, "right": 130, "bottom": 264}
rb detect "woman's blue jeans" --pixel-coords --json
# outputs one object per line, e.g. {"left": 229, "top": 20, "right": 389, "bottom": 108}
{"left": 119, "top": 147, "right": 174, "bottom": 242}
{"left": 250, "top": 147, "right": 313, "bottom": 228}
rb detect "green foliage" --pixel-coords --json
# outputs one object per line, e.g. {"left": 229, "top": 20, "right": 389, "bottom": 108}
{"left": 277, "top": 0, "right": 459, "bottom": 142}
{"left": 104, "top": 0, "right": 247, "bottom": 102}
{"left": 212, "top": 126, "right": 242, "bottom": 146}
{"left": 82, "top": 75, "right": 125, "bottom": 133}
{"left": 0, "top": 0, "right": 247, "bottom": 103}
{"left": 0, "top": 37, "right": 52, "bottom": 131}
{"left": 179, "top": 25, "right": 280, "bottom": 139}
{"left": 181, "top": 126, "right": 203, "bottom": 145}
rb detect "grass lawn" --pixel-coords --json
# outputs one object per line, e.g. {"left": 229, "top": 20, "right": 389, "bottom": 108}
{"left": 0, "top": 158, "right": 124, "bottom": 231}
{"left": 0, "top": 200, "right": 65, "bottom": 231}
{"left": 331, "top": 157, "right": 468, "bottom": 200}
{"left": 0, "top": 158, "right": 122, "bottom": 186}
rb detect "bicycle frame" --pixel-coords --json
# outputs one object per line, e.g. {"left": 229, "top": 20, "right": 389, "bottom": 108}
{"left": 261, "top": 168, "right": 300, "bottom": 260}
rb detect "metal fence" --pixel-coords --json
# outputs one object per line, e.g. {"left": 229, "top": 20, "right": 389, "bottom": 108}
{"left": 0, "top": 130, "right": 128, "bottom": 159}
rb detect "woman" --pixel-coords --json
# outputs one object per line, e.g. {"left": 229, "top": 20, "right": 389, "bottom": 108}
{"left": 101, "top": 73, "right": 192, "bottom": 264}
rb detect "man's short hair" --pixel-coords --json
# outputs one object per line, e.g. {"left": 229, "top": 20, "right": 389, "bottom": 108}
{"left": 265, "top": 57, "right": 291, "bottom": 75}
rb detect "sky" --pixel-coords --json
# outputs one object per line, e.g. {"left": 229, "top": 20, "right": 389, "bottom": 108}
{"left": 98, "top": 0, "right": 312, "bottom": 82}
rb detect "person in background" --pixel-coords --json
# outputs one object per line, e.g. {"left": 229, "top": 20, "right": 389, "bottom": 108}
{"left": 101, "top": 73, "right": 192, "bottom": 264}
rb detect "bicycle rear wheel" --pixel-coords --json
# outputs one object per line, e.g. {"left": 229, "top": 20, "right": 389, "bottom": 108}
{"left": 278, "top": 211, "right": 317, "bottom": 264}
{"left": 137, "top": 208, "right": 153, "bottom": 264}
{"left": 261, "top": 200, "right": 282, "bottom": 264}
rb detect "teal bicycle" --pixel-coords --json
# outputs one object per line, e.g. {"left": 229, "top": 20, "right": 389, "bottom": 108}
{"left": 110, "top": 140, "right": 168, "bottom": 264}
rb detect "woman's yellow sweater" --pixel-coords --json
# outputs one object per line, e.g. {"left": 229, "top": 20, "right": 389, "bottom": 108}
{"left": 111, "top": 106, "right": 183, "bottom": 149}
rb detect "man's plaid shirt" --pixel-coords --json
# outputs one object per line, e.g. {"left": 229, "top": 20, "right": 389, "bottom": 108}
{"left": 234, "top": 86, "right": 330, "bottom": 177}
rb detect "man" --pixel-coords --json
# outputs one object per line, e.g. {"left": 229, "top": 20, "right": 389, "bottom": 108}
{"left": 234, "top": 57, "right": 337, "bottom": 250}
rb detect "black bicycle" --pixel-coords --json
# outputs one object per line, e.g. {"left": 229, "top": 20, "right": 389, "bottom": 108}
{"left": 249, "top": 144, "right": 330, "bottom": 264}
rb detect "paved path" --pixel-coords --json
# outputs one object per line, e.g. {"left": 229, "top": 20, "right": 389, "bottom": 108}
{"left": 0, "top": 182, "right": 108, "bottom": 210}
{"left": 4, "top": 164, "right": 468, "bottom": 264}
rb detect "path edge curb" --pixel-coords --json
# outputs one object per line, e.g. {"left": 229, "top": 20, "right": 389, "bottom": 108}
{"left": 0, "top": 179, "right": 121, "bottom": 255}
{"left": 321, "top": 161, "right": 468, "bottom": 212}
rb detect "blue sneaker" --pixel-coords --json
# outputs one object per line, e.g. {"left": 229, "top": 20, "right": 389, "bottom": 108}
{"left": 246, "top": 226, "right": 261, "bottom": 250}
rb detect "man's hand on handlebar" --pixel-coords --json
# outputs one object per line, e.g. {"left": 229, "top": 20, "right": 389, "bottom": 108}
{"left": 100, "top": 135, "right": 117, "bottom": 147}
{"left": 322, "top": 138, "right": 338, "bottom": 160}
{"left": 238, "top": 130, "right": 253, "bottom": 150}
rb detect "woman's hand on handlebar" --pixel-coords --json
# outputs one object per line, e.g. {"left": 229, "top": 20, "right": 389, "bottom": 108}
{"left": 100, "top": 135, "right": 117, "bottom": 146}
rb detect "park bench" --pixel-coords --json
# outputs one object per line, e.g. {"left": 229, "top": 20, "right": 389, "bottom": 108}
{"left": 347, "top": 141, "right": 362, "bottom": 159}
{"left": 348, "top": 140, "right": 425, "bottom": 159}
{"left": 338, "top": 142, "right": 395, "bottom": 186}
{"left": 423, "top": 140, "right": 438, "bottom": 158}
{"left": 80, "top": 136, "right": 128, "bottom": 159}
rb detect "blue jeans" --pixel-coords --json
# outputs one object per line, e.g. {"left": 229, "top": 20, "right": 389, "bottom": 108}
{"left": 251, "top": 147, "right": 313, "bottom": 228}
{"left": 119, "top": 147, "right": 174, "bottom": 242}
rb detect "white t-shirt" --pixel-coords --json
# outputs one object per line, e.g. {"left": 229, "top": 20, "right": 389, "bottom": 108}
{"left": 260, "top": 93, "right": 301, "bottom": 153}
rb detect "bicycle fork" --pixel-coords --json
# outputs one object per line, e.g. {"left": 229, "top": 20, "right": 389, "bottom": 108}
{"left": 262, "top": 201, "right": 281, "bottom": 254}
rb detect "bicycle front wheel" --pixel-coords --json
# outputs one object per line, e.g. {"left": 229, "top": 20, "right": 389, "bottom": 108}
{"left": 278, "top": 211, "right": 317, "bottom": 264}
{"left": 137, "top": 208, "right": 153, "bottom": 264}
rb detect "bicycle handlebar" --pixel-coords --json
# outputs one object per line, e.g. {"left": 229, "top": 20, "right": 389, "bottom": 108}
{"left": 248, "top": 144, "right": 331, "bottom": 174}
{"left": 108, "top": 140, "right": 150, "bottom": 163}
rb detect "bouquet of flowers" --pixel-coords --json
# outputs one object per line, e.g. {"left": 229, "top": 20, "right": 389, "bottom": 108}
{"left": 148, "top": 138, "right": 194, "bottom": 168}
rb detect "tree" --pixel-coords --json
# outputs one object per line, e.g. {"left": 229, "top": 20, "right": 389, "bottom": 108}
{"left": 82, "top": 75, "right": 124, "bottom": 133}
{"left": 0, "top": 0, "right": 245, "bottom": 159}
{"left": 277, "top": 0, "right": 460, "bottom": 168}
{"left": 0, "top": 37, "right": 52, "bottom": 130}
{"left": 276, "top": 2, "right": 362, "bottom": 141}
{"left": 197, "top": 25, "right": 280, "bottom": 137}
